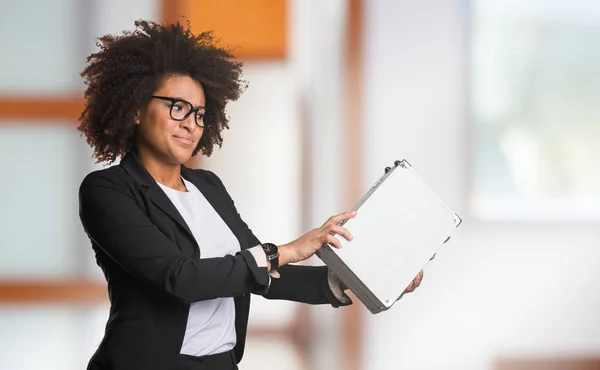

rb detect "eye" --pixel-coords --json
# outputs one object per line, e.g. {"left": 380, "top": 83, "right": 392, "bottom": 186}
{"left": 196, "top": 112, "right": 205, "bottom": 121}
{"left": 172, "top": 102, "right": 185, "bottom": 112}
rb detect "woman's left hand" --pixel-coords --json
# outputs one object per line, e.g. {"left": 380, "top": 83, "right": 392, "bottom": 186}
{"left": 403, "top": 270, "right": 424, "bottom": 294}
{"left": 340, "top": 270, "right": 424, "bottom": 294}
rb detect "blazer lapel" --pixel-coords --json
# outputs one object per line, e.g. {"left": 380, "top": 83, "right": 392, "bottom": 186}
{"left": 120, "top": 151, "right": 248, "bottom": 250}
{"left": 181, "top": 167, "right": 248, "bottom": 249}
{"left": 146, "top": 185, "right": 195, "bottom": 239}
{"left": 120, "top": 151, "right": 194, "bottom": 240}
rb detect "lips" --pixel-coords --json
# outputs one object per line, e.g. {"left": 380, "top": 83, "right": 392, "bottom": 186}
{"left": 172, "top": 134, "right": 194, "bottom": 146}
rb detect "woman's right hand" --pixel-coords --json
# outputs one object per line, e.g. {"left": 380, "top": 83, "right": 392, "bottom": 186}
{"left": 278, "top": 211, "right": 357, "bottom": 266}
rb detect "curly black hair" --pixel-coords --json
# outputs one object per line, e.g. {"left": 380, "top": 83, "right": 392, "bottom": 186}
{"left": 78, "top": 19, "right": 247, "bottom": 164}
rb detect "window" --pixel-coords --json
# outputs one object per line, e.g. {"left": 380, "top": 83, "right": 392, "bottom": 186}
{"left": 471, "top": 0, "right": 600, "bottom": 221}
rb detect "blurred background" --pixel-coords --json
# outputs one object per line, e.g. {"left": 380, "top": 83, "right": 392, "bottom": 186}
{"left": 1, "top": 0, "right": 599, "bottom": 369}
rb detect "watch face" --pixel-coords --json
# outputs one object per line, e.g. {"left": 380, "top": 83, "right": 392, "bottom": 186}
{"left": 262, "top": 243, "right": 277, "bottom": 256}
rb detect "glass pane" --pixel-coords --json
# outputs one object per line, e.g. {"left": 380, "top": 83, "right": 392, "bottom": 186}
{"left": 89, "top": 0, "right": 159, "bottom": 51}
{"left": 0, "top": 305, "right": 108, "bottom": 370}
{"left": 0, "top": 0, "right": 82, "bottom": 95}
{"left": 471, "top": 0, "right": 600, "bottom": 221}
{"left": 0, "top": 123, "right": 103, "bottom": 278}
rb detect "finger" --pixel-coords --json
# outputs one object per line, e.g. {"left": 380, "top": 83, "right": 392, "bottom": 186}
{"left": 404, "top": 281, "right": 415, "bottom": 293}
{"left": 412, "top": 278, "right": 421, "bottom": 289}
{"left": 413, "top": 270, "right": 424, "bottom": 288}
{"left": 325, "top": 234, "right": 343, "bottom": 249}
{"left": 328, "top": 225, "right": 353, "bottom": 241}
{"left": 325, "top": 212, "right": 355, "bottom": 225}
{"left": 328, "top": 211, "right": 357, "bottom": 225}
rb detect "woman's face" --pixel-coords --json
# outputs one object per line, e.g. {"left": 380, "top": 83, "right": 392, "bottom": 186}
{"left": 136, "top": 74, "right": 206, "bottom": 165}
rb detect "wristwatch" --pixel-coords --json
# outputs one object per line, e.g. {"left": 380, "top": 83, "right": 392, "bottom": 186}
{"left": 261, "top": 242, "right": 280, "bottom": 272}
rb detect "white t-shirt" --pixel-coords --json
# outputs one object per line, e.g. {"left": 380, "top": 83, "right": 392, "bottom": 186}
{"left": 157, "top": 178, "right": 240, "bottom": 356}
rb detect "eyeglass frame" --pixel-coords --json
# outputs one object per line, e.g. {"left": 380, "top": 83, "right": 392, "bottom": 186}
{"left": 150, "top": 95, "right": 217, "bottom": 128}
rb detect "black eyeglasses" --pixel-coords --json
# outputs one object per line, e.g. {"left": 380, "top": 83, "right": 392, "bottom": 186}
{"left": 151, "top": 95, "right": 216, "bottom": 128}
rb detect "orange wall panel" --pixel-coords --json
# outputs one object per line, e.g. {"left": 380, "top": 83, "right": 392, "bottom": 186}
{"left": 181, "top": 0, "right": 287, "bottom": 59}
{"left": 0, "top": 97, "right": 84, "bottom": 121}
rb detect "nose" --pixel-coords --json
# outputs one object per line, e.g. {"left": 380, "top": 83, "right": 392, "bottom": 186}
{"left": 179, "top": 113, "right": 197, "bottom": 132}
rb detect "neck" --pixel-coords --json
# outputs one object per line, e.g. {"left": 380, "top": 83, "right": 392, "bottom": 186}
{"left": 136, "top": 147, "right": 184, "bottom": 190}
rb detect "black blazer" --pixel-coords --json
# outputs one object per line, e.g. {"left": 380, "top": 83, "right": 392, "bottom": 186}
{"left": 79, "top": 151, "right": 348, "bottom": 370}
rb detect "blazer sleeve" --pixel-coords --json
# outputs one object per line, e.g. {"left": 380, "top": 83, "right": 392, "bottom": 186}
{"left": 79, "top": 172, "right": 270, "bottom": 304}
{"left": 203, "top": 170, "right": 351, "bottom": 308}
{"left": 264, "top": 265, "right": 351, "bottom": 307}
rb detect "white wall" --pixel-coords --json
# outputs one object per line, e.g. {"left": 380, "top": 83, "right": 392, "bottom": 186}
{"left": 361, "top": 1, "right": 600, "bottom": 369}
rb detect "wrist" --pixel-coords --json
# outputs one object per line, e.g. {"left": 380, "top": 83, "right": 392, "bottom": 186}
{"left": 277, "top": 244, "right": 292, "bottom": 267}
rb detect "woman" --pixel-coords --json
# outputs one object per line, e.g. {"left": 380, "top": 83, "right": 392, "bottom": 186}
{"left": 78, "top": 20, "right": 423, "bottom": 370}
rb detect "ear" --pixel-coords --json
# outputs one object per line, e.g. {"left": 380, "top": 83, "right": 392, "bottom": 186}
{"left": 134, "top": 110, "right": 141, "bottom": 125}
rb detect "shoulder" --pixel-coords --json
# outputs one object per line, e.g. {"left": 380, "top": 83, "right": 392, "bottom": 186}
{"left": 79, "top": 164, "right": 130, "bottom": 193}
